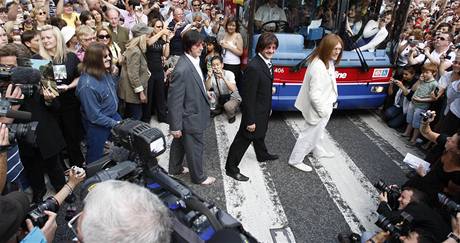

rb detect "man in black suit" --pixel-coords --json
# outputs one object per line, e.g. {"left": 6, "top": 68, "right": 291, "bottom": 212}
{"left": 225, "top": 32, "right": 279, "bottom": 182}
{"left": 168, "top": 30, "right": 215, "bottom": 185}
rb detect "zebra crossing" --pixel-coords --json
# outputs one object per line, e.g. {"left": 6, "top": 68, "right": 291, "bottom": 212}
{"left": 149, "top": 110, "right": 421, "bottom": 243}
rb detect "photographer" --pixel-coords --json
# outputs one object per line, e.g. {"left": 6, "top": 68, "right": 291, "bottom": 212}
{"left": 74, "top": 180, "right": 171, "bottom": 243}
{"left": 404, "top": 111, "right": 460, "bottom": 203}
{"left": 0, "top": 167, "right": 85, "bottom": 243}
{"left": 359, "top": 187, "right": 449, "bottom": 243}
{"left": 205, "top": 55, "right": 241, "bottom": 123}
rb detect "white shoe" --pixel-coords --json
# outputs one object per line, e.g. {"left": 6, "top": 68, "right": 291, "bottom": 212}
{"left": 314, "top": 151, "right": 334, "bottom": 159}
{"left": 289, "top": 163, "right": 313, "bottom": 172}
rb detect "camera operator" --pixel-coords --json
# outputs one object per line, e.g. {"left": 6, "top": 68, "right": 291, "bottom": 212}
{"left": 361, "top": 187, "right": 449, "bottom": 242}
{"left": 403, "top": 111, "right": 460, "bottom": 206}
{"left": 73, "top": 180, "right": 171, "bottom": 243}
{"left": 0, "top": 45, "right": 27, "bottom": 193}
{"left": 0, "top": 43, "right": 68, "bottom": 203}
{"left": 1, "top": 167, "right": 85, "bottom": 243}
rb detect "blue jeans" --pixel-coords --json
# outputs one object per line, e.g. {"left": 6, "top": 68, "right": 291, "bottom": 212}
{"left": 125, "top": 102, "right": 143, "bottom": 120}
{"left": 406, "top": 103, "right": 426, "bottom": 129}
{"left": 84, "top": 113, "right": 121, "bottom": 164}
{"left": 384, "top": 105, "right": 405, "bottom": 128}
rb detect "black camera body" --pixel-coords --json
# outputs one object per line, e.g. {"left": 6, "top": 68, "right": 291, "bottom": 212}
{"left": 7, "top": 121, "right": 38, "bottom": 144}
{"left": 375, "top": 211, "right": 413, "bottom": 238}
{"left": 374, "top": 179, "right": 401, "bottom": 211}
{"left": 27, "top": 197, "right": 59, "bottom": 227}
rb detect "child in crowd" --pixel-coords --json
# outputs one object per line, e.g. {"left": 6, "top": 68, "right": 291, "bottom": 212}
{"left": 402, "top": 63, "right": 439, "bottom": 144}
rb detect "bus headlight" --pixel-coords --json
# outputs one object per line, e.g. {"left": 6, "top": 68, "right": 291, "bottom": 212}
{"left": 371, "top": 86, "right": 384, "bottom": 93}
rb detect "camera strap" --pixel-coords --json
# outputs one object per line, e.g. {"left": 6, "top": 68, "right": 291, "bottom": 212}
{"left": 214, "top": 72, "right": 222, "bottom": 96}
{"left": 171, "top": 216, "right": 205, "bottom": 243}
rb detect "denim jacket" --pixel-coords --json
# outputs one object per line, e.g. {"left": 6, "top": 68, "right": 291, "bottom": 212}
{"left": 76, "top": 73, "right": 119, "bottom": 128}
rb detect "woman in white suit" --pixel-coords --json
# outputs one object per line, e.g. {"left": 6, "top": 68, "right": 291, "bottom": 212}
{"left": 288, "top": 34, "right": 344, "bottom": 172}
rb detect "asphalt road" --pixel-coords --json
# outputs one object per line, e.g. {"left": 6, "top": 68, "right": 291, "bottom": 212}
{"left": 53, "top": 110, "right": 424, "bottom": 243}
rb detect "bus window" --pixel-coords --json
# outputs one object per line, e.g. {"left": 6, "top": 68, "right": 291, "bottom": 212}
{"left": 350, "top": 0, "right": 396, "bottom": 52}
{"left": 253, "top": 0, "right": 287, "bottom": 32}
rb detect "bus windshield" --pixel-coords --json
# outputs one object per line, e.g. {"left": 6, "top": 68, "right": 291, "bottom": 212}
{"left": 241, "top": 0, "right": 400, "bottom": 54}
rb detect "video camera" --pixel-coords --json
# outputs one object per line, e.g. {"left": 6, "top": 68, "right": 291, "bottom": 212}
{"left": 81, "top": 119, "right": 257, "bottom": 242}
{"left": 374, "top": 179, "right": 401, "bottom": 211}
{"left": 375, "top": 211, "right": 414, "bottom": 238}
{"left": 0, "top": 65, "right": 40, "bottom": 98}
{"left": 0, "top": 98, "right": 36, "bottom": 152}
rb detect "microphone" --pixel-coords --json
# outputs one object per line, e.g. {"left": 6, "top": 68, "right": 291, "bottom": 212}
{"left": 11, "top": 66, "right": 42, "bottom": 85}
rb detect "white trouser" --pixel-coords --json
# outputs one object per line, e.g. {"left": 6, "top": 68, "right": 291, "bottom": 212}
{"left": 288, "top": 115, "right": 331, "bottom": 165}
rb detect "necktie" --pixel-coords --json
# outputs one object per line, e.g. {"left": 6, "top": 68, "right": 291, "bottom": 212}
{"left": 268, "top": 62, "right": 273, "bottom": 75}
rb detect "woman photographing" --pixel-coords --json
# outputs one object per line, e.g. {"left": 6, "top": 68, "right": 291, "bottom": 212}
{"left": 288, "top": 34, "right": 343, "bottom": 172}
{"left": 76, "top": 42, "right": 121, "bottom": 163}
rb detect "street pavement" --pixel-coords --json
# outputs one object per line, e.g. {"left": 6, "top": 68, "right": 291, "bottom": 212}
{"left": 54, "top": 110, "right": 425, "bottom": 243}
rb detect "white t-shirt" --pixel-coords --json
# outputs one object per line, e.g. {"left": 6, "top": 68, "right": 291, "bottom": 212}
{"left": 424, "top": 49, "right": 456, "bottom": 65}
{"left": 254, "top": 3, "right": 286, "bottom": 28}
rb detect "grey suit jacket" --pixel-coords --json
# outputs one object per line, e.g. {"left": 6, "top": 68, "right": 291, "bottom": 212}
{"left": 168, "top": 55, "right": 210, "bottom": 133}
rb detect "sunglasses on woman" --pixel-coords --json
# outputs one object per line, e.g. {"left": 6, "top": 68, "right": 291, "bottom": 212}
{"left": 37, "top": 11, "right": 46, "bottom": 16}
{"left": 98, "top": 34, "right": 110, "bottom": 40}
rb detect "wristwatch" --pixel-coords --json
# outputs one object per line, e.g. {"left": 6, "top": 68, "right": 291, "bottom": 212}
{"left": 448, "top": 232, "right": 460, "bottom": 242}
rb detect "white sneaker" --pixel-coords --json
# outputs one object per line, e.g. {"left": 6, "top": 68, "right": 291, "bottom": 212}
{"left": 289, "top": 163, "right": 313, "bottom": 172}
{"left": 314, "top": 151, "right": 334, "bottom": 159}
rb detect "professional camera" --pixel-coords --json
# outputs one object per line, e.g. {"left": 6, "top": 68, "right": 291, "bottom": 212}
{"left": 81, "top": 119, "right": 257, "bottom": 242}
{"left": 438, "top": 193, "right": 460, "bottom": 216}
{"left": 0, "top": 65, "right": 39, "bottom": 98}
{"left": 421, "top": 110, "right": 434, "bottom": 122}
{"left": 7, "top": 122, "right": 38, "bottom": 144}
{"left": 375, "top": 212, "right": 413, "bottom": 238}
{"left": 374, "top": 180, "right": 401, "bottom": 210}
{"left": 27, "top": 197, "right": 59, "bottom": 227}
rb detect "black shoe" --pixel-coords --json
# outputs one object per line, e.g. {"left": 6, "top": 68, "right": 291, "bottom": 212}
{"left": 257, "top": 153, "right": 279, "bottom": 162}
{"left": 228, "top": 116, "right": 236, "bottom": 123}
{"left": 226, "top": 171, "right": 249, "bottom": 181}
{"left": 337, "top": 232, "right": 361, "bottom": 243}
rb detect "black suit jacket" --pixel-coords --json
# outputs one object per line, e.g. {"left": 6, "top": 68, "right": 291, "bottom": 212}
{"left": 239, "top": 55, "right": 273, "bottom": 139}
{"left": 17, "top": 93, "right": 66, "bottom": 159}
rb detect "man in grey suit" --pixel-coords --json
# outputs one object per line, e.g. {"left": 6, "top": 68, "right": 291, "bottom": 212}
{"left": 167, "top": 30, "right": 216, "bottom": 185}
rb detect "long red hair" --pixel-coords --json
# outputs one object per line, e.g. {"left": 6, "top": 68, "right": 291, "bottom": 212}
{"left": 307, "top": 34, "right": 344, "bottom": 68}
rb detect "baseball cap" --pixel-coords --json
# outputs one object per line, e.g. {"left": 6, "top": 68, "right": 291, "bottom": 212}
{"left": 0, "top": 191, "right": 30, "bottom": 242}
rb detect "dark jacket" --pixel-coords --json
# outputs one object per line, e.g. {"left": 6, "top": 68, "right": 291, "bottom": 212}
{"left": 238, "top": 55, "right": 273, "bottom": 139}
{"left": 17, "top": 92, "right": 66, "bottom": 159}
{"left": 377, "top": 201, "right": 450, "bottom": 242}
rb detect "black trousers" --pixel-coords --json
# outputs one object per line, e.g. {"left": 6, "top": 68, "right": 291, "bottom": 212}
{"left": 142, "top": 74, "right": 156, "bottom": 122}
{"left": 21, "top": 148, "right": 65, "bottom": 201}
{"left": 55, "top": 108, "right": 85, "bottom": 167}
{"left": 153, "top": 73, "right": 168, "bottom": 122}
{"left": 225, "top": 130, "right": 269, "bottom": 174}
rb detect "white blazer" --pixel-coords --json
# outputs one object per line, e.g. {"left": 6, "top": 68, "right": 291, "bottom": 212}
{"left": 294, "top": 57, "right": 338, "bottom": 125}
